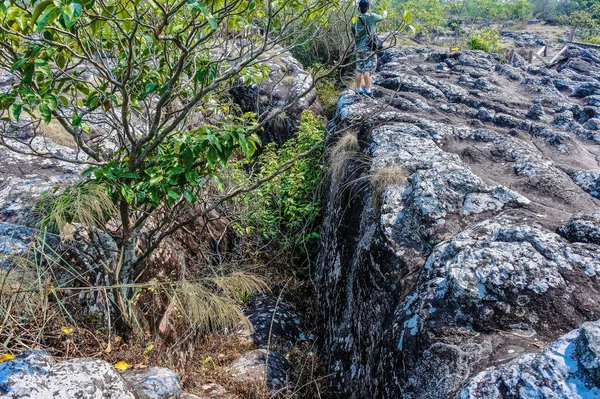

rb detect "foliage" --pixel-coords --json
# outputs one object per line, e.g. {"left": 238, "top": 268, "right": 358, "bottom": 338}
{"left": 313, "top": 73, "right": 341, "bottom": 119}
{"left": 0, "top": 0, "right": 338, "bottom": 329}
{"left": 585, "top": 37, "right": 600, "bottom": 44}
{"left": 393, "top": 0, "right": 449, "bottom": 33}
{"left": 557, "top": 4, "right": 600, "bottom": 40}
{"left": 467, "top": 28, "right": 502, "bottom": 53}
{"left": 506, "top": 0, "right": 533, "bottom": 22}
{"left": 232, "top": 111, "right": 325, "bottom": 254}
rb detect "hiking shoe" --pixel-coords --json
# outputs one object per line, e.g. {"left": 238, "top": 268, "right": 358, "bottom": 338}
{"left": 355, "top": 88, "right": 364, "bottom": 95}
{"left": 364, "top": 89, "right": 374, "bottom": 98}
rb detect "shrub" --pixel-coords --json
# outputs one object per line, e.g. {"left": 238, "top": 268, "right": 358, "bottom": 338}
{"left": 232, "top": 111, "right": 325, "bottom": 255}
{"left": 467, "top": 28, "right": 502, "bottom": 53}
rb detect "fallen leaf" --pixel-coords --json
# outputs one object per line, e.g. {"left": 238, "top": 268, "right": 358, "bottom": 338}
{"left": 114, "top": 360, "right": 131, "bottom": 370}
{"left": 60, "top": 325, "right": 74, "bottom": 335}
{"left": 0, "top": 354, "right": 15, "bottom": 363}
{"left": 142, "top": 343, "right": 154, "bottom": 356}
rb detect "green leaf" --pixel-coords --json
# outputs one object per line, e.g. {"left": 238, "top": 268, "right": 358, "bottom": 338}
{"left": 72, "top": 113, "right": 82, "bottom": 127}
{"left": 182, "top": 189, "right": 195, "bottom": 203}
{"left": 9, "top": 103, "right": 22, "bottom": 122}
{"left": 32, "top": 0, "right": 54, "bottom": 24}
{"left": 121, "top": 186, "right": 135, "bottom": 204}
{"left": 42, "top": 94, "right": 58, "bottom": 110}
{"left": 167, "top": 189, "right": 179, "bottom": 200}
{"left": 37, "top": 6, "right": 57, "bottom": 32}
{"left": 38, "top": 103, "right": 52, "bottom": 123}
{"left": 21, "top": 64, "right": 34, "bottom": 85}
{"left": 64, "top": 2, "right": 83, "bottom": 29}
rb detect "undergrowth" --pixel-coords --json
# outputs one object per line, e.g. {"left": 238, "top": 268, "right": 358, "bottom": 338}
{"left": 230, "top": 110, "right": 326, "bottom": 264}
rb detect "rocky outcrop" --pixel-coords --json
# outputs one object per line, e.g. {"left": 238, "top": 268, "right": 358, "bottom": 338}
{"left": 317, "top": 46, "right": 600, "bottom": 398}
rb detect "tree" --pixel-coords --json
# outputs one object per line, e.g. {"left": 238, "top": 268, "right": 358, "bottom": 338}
{"left": 0, "top": 0, "right": 344, "bottom": 328}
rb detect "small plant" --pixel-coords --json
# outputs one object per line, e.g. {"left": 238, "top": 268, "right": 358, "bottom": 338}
{"left": 467, "top": 28, "right": 502, "bottom": 54}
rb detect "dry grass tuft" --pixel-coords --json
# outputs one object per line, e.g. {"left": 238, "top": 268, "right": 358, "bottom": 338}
{"left": 326, "top": 132, "right": 360, "bottom": 180}
{"left": 370, "top": 166, "right": 408, "bottom": 205}
{"left": 41, "top": 183, "right": 117, "bottom": 238}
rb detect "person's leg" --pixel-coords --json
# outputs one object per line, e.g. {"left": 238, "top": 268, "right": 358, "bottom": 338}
{"left": 355, "top": 72, "right": 363, "bottom": 92}
{"left": 364, "top": 72, "right": 372, "bottom": 90}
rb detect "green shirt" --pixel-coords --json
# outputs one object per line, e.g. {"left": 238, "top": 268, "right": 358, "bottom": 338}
{"left": 352, "top": 12, "right": 384, "bottom": 49}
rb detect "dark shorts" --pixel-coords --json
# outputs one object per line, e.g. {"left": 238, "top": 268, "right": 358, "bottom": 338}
{"left": 356, "top": 47, "right": 377, "bottom": 73}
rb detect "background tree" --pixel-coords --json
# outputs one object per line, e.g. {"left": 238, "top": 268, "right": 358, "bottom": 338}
{"left": 0, "top": 0, "right": 346, "bottom": 328}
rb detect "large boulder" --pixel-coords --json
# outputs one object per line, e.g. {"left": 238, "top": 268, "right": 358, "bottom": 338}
{"left": 0, "top": 351, "right": 135, "bottom": 398}
{"left": 0, "top": 350, "right": 193, "bottom": 399}
{"left": 317, "top": 46, "right": 600, "bottom": 398}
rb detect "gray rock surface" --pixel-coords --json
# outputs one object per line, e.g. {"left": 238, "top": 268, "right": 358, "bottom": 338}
{"left": 317, "top": 46, "right": 600, "bottom": 398}
{"left": 458, "top": 321, "right": 600, "bottom": 398}
{"left": 0, "top": 137, "right": 82, "bottom": 224}
{"left": 121, "top": 367, "right": 182, "bottom": 399}
{"left": 0, "top": 350, "right": 195, "bottom": 399}
{"left": 241, "top": 298, "right": 301, "bottom": 351}
{"left": 0, "top": 350, "right": 135, "bottom": 399}
{"left": 229, "top": 349, "right": 291, "bottom": 391}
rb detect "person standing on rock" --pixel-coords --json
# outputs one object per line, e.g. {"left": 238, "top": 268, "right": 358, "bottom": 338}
{"left": 352, "top": 0, "right": 386, "bottom": 97}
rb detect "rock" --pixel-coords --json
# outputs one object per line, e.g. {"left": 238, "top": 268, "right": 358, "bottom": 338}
{"left": 0, "top": 350, "right": 135, "bottom": 399}
{"left": 457, "top": 321, "right": 600, "bottom": 398}
{"left": 526, "top": 103, "right": 545, "bottom": 120}
{"left": 585, "top": 118, "right": 600, "bottom": 130}
{"left": 0, "top": 350, "right": 199, "bottom": 399}
{"left": 0, "top": 137, "right": 82, "bottom": 224}
{"left": 316, "top": 46, "right": 600, "bottom": 398}
{"left": 189, "top": 383, "right": 230, "bottom": 399}
{"left": 241, "top": 298, "right": 300, "bottom": 351}
{"left": 230, "top": 48, "right": 321, "bottom": 146}
{"left": 559, "top": 213, "right": 600, "bottom": 245}
{"left": 229, "top": 349, "right": 291, "bottom": 391}
{"left": 0, "top": 223, "right": 61, "bottom": 269}
{"left": 120, "top": 367, "right": 182, "bottom": 399}
{"left": 572, "top": 170, "right": 600, "bottom": 198}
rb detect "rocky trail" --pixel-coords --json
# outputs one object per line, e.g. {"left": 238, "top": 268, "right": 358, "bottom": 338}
{"left": 317, "top": 44, "right": 600, "bottom": 398}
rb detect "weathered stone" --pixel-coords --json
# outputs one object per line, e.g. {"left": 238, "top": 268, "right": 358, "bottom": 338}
{"left": 458, "top": 321, "right": 600, "bottom": 398}
{"left": 0, "top": 137, "right": 82, "bottom": 224}
{"left": 0, "top": 351, "right": 201, "bottom": 399}
{"left": 229, "top": 349, "right": 291, "bottom": 391}
{"left": 121, "top": 367, "right": 182, "bottom": 399}
{"left": 241, "top": 298, "right": 300, "bottom": 351}
{"left": 230, "top": 48, "right": 321, "bottom": 146}
{"left": 0, "top": 350, "right": 135, "bottom": 399}
{"left": 559, "top": 213, "right": 600, "bottom": 245}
